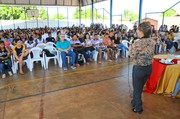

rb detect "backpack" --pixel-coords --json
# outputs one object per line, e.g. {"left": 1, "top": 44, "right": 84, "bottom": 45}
{"left": 43, "top": 49, "right": 55, "bottom": 57}
{"left": 78, "top": 54, "right": 84, "bottom": 65}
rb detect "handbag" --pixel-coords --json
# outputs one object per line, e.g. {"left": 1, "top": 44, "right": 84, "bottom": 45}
{"left": 0, "top": 58, "right": 10, "bottom": 65}
{"left": 74, "top": 46, "right": 85, "bottom": 53}
{"left": 85, "top": 46, "right": 95, "bottom": 51}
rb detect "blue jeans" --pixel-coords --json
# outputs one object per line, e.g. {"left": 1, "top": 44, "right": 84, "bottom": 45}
{"left": 73, "top": 49, "right": 89, "bottom": 63}
{"left": 60, "top": 51, "right": 76, "bottom": 68}
{"left": 165, "top": 41, "right": 174, "bottom": 50}
{"left": 172, "top": 79, "right": 180, "bottom": 97}
{"left": 131, "top": 65, "right": 152, "bottom": 112}
{"left": 86, "top": 50, "right": 95, "bottom": 59}
{"left": 118, "top": 43, "right": 129, "bottom": 56}
{"left": 0, "top": 59, "right": 12, "bottom": 74}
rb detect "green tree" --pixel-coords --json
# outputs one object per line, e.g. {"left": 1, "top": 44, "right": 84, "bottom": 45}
{"left": 52, "top": 13, "right": 64, "bottom": 20}
{"left": 73, "top": 8, "right": 107, "bottom": 19}
{"left": 0, "top": 5, "right": 41, "bottom": 20}
{"left": 161, "top": 8, "right": 176, "bottom": 17}
{"left": 123, "top": 9, "right": 138, "bottom": 21}
{"left": 39, "top": 7, "right": 48, "bottom": 20}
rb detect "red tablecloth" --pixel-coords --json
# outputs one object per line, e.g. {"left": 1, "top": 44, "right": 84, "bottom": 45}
{"left": 144, "top": 58, "right": 177, "bottom": 93}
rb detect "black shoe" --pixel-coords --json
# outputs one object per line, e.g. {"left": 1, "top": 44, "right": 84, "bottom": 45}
{"left": 132, "top": 108, "right": 143, "bottom": 114}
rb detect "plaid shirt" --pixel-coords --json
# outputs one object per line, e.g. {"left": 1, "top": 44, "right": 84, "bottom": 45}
{"left": 130, "top": 38, "right": 154, "bottom": 66}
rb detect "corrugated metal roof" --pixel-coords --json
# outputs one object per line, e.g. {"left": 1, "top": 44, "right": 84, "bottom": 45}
{"left": 0, "top": 0, "right": 108, "bottom": 6}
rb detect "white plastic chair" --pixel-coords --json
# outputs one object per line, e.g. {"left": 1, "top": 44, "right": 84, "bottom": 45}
{"left": 36, "top": 43, "right": 47, "bottom": 49}
{"left": 93, "top": 50, "right": 99, "bottom": 61}
{"left": 29, "top": 47, "right": 46, "bottom": 71}
{"left": 115, "top": 49, "right": 121, "bottom": 59}
{"left": 44, "top": 46, "right": 61, "bottom": 69}
{"left": 46, "top": 42, "right": 56, "bottom": 47}
{"left": 11, "top": 55, "right": 30, "bottom": 74}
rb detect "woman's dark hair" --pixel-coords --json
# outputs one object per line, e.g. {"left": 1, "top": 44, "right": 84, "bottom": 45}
{"left": 4, "top": 35, "right": 8, "bottom": 39}
{"left": 57, "top": 31, "right": 61, "bottom": 36}
{"left": 29, "top": 35, "right": 34, "bottom": 41}
{"left": 15, "top": 35, "right": 22, "bottom": 40}
{"left": 72, "top": 34, "right": 78, "bottom": 38}
{"left": 0, "top": 40, "right": 4, "bottom": 44}
{"left": 84, "top": 33, "right": 90, "bottom": 39}
{"left": 138, "top": 22, "right": 152, "bottom": 37}
{"left": 37, "top": 34, "right": 42, "bottom": 39}
{"left": 14, "top": 38, "right": 22, "bottom": 43}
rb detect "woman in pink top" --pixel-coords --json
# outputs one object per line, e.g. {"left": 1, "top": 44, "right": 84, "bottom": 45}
{"left": 4, "top": 36, "right": 11, "bottom": 50}
{"left": 102, "top": 33, "right": 113, "bottom": 61}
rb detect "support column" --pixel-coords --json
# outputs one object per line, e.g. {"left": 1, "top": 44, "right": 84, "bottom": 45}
{"left": 24, "top": 7, "right": 27, "bottom": 28}
{"left": 121, "top": 15, "right": 122, "bottom": 24}
{"left": 85, "top": 6, "right": 86, "bottom": 25}
{"left": 67, "top": 7, "right": 69, "bottom": 27}
{"left": 57, "top": 7, "right": 59, "bottom": 28}
{"left": 103, "top": 8, "right": 104, "bottom": 26}
{"left": 79, "top": 0, "right": 82, "bottom": 26}
{"left": 138, "top": 0, "right": 143, "bottom": 24}
{"left": 12, "top": 7, "right": 15, "bottom": 29}
{"left": 47, "top": 7, "right": 49, "bottom": 27}
{"left": 110, "top": 0, "right": 113, "bottom": 28}
{"left": 91, "top": 0, "right": 94, "bottom": 24}
{"left": 162, "top": 12, "right": 165, "bottom": 26}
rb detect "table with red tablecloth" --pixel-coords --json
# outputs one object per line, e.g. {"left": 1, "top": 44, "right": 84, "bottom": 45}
{"left": 144, "top": 58, "right": 178, "bottom": 93}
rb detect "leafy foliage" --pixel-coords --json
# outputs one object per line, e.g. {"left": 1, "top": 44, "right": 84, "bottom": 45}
{"left": 52, "top": 13, "right": 64, "bottom": 20}
{"left": 161, "top": 8, "right": 176, "bottom": 17}
{"left": 122, "top": 9, "right": 138, "bottom": 21}
{"left": 0, "top": 5, "right": 48, "bottom": 20}
{"left": 73, "top": 8, "right": 108, "bottom": 19}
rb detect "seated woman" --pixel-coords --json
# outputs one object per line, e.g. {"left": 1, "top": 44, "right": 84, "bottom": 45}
{"left": 71, "top": 34, "right": 89, "bottom": 66}
{"left": 166, "top": 78, "right": 180, "bottom": 98}
{"left": 113, "top": 33, "right": 129, "bottom": 59}
{"left": 92, "top": 34, "right": 103, "bottom": 63}
{"left": 34, "top": 34, "right": 45, "bottom": 46}
{"left": 4, "top": 35, "right": 11, "bottom": 50}
{"left": 56, "top": 33, "right": 76, "bottom": 71}
{"left": 102, "top": 33, "right": 113, "bottom": 61}
{"left": 24, "top": 35, "right": 35, "bottom": 49}
{"left": 12, "top": 38, "right": 29, "bottom": 75}
{"left": 84, "top": 33, "right": 95, "bottom": 61}
{"left": 0, "top": 41, "right": 12, "bottom": 78}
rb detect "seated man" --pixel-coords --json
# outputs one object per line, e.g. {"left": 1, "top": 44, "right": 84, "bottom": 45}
{"left": 56, "top": 33, "right": 76, "bottom": 71}
{"left": 92, "top": 34, "right": 103, "bottom": 63}
{"left": 46, "top": 32, "right": 55, "bottom": 43}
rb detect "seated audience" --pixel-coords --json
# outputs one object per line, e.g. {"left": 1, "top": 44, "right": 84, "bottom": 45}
{"left": 92, "top": 34, "right": 103, "bottom": 63}
{"left": 102, "top": 33, "right": 113, "bottom": 61}
{"left": 25, "top": 35, "right": 35, "bottom": 49}
{"left": 0, "top": 41, "right": 12, "bottom": 78}
{"left": 13, "top": 38, "right": 29, "bottom": 74}
{"left": 56, "top": 33, "right": 76, "bottom": 71}
{"left": 46, "top": 32, "right": 55, "bottom": 43}
{"left": 84, "top": 33, "right": 95, "bottom": 61}
{"left": 71, "top": 34, "right": 89, "bottom": 66}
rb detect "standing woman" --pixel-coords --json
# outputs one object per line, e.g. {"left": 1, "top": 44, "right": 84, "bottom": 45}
{"left": 129, "top": 22, "right": 154, "bottom": 114}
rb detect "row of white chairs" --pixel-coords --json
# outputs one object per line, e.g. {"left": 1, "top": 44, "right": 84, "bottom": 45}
{"left": 11, "top": 45, "right": 61, "bottom": 74}
{"left": 11, "top": 40, "right": 129, "bottom": 74}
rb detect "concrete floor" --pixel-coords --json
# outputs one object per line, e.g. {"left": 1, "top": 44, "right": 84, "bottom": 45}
{"left": 0, "top": 58, "right": 179, "bottom": 119}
